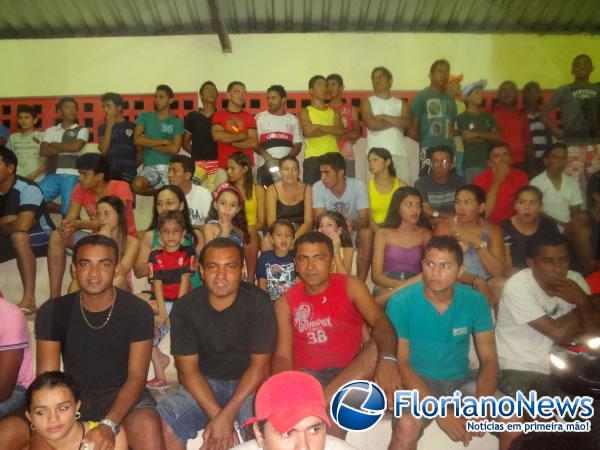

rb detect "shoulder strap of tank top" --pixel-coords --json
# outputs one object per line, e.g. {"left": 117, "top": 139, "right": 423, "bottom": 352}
{"left": 274, "top": 184, "right": 280, "bottom": 201}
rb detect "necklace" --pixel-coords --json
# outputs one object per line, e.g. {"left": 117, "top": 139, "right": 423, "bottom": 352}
{"left": 79, "top": 290, "right": 116, "bottom": 330}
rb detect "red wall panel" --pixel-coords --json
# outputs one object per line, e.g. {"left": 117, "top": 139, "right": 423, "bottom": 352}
{"left": 0, "top": 90, "right": 558, "bottom": 140}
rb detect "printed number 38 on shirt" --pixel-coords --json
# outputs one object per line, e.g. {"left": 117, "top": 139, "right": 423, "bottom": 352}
{"left": 307, "top": 330, "right": 328, "bottom": 344}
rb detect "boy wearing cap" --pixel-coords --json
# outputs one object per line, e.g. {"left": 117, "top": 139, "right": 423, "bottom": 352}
{"left": 457, "top": 80, "right": 501, "bottom": 182}
{"left": 235, "top": 371, "right": 356, "bottom": 450}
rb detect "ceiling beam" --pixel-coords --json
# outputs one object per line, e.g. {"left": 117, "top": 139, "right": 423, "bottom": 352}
{"left": 207, "top": 0, "right": 232, "bottom": 53}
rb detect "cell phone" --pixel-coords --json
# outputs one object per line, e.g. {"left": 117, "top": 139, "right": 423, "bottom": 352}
{"left": 80, "top": 442, "right": 95, "bottom": 450}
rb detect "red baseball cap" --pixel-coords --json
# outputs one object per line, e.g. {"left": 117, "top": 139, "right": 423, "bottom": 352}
{"left": 243, "top": 371, "right": 331, "bottom": 433}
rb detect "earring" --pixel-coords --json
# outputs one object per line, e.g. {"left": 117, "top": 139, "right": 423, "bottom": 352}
{"left": 30, "top": 423, "right": 35, "bottom": 431}
{"left": 75, "top": 412, "right": 81, "bottom": 420}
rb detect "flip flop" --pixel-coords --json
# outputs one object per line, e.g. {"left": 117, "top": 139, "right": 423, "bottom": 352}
{"left": 146, "top": 378, "right": 168, "bottom": 389}
{"left": 19, "top": 307, "right": 36, "bottom": 316}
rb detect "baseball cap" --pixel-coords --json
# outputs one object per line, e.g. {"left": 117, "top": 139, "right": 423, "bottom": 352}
{"left": 448, "top": 74, "right": 464, "bottom": 84}
{"left": 243, "top": 371, "right": 331, "bottom": 433}
{"left": 462, "top": 79, "right": 487, "bottom": 98}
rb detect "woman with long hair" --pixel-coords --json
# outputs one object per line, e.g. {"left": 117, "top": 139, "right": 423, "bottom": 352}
{"left": 316, "top": 210, "right": 354, "bottom": 274}
{"left": 134, "top": 185, "right": 202, "bottom": 288}
{"left": 226, "top": 152, "right": 265, "bottom": 284}
{"left": 265, "top": 156, "right": 312, "bottom": 244}
{"left": 25, "top": 371, "right": 127, "bottom": 449}
{"left": 435, "top": 184, "right": 506, "bottom": 305}
{"left": 372, "top": 187, "right": 431, "bottom": 301}
{"left": 367, "top": 147, "right": 407, "bottom": 230}
{"left": 68, "top": 196, "right": 140, "bottom": 293}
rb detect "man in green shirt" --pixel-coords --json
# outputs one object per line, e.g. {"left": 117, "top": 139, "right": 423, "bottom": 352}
{"left": 132, "top": 84, "right": 184, "bottom": 196}
{"left": 409, "top": 59, "right": 458, "bottom": 177}
{"left": 386, "top": 236, "right": 519, "bottom": 450}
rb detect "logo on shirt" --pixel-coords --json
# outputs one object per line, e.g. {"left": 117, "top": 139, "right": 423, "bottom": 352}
{"left": 452, "top": 327, "right": 467, "bottom": 336}
{"left": 294, "top": 303, "right": 333, "bottom": 334}
{"left": 125, "top": 129, "right": 133, "bottom": 137}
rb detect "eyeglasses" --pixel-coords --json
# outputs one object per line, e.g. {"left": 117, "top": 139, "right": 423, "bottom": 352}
{"left": 431, "top": 159, "right": 451, "bottom": 167}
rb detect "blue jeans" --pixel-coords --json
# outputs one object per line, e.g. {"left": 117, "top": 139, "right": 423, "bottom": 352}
{"left": 157, "top": 378, "right": 254, "bottom": 444}
{"left": 38, "top": 173, "right": 79, "bottom": 216}
{"left": 0, "top": 385, "right": 26, "bottom": 419}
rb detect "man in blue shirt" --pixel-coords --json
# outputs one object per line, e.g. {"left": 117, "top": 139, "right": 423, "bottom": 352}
{"left": 386, "top": 236, "right": 519, "bottom": 450}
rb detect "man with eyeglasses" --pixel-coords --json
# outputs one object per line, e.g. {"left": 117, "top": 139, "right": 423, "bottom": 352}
{"left": 414, "top": 145, "right": 465, "bottom": 222}
{"left": 386, "top": 236, "right": 520, "bottom": 450}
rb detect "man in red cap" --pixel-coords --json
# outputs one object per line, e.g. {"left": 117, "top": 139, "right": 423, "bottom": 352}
{"left": 236, "top": 371, "right": 356, "bottom": 449}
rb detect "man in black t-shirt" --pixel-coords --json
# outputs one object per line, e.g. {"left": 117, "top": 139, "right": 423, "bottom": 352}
{"left": 183, "top": 81, "right": 219, "bottom": 189}
{"left": 158, "top": 238, "right": 276, "bottom": 449}
{"left": 34, "top": 235, "right": 163, "bottom": 449}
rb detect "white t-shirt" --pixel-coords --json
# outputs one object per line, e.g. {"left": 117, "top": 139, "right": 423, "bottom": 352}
{"left": 366, "top": 95, "right": 406, "bottom": 157}
{"left": 496, "top": 268, "right": 590, "bottom": 375}
{"left": 42, "top": 123, "right": 89, "bottom": 176}
{"left": 254, "top": 111, "right": 303, "bottom": 167}
{"left": 530, "top": 171, "right": 582, "bottom": 228}
{"left": 233, "top": 436, "right": 357, "bottom": 450}
{"left": 186, "top": 184, "right": 212, "bottom": 226}
{"left": 312, "top": 177, "right": 370, "bottom": 222}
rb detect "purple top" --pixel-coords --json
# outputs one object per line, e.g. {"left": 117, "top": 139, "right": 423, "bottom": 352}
{"left": 383, "top": 245, "right": 422, "bottom": 274}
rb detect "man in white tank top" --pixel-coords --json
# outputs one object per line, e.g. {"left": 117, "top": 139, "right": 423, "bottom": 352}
{"left": 360, "top": 67, "right": 411, "bottom": 183}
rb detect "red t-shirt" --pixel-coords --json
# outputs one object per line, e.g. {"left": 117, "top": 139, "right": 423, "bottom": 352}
{"left": 148, "top": 246, "right": 196, "bottom": 301}
{"left": 71, "top": 180, "right": 137, "bottom": 236}
{"left": 473, "top": 168, "right": 528, "bottom": 224}
{"left": 211, "top": 110, "right": 257, "bottom": 168}
{"left": 587, "top": 271, "right": 600, "bottom": 295}
{"left": 492, "top": 105, "right": 531, "bottom": 164}
{"left": 284, "top": 273, "right": 363, "bottom": 371}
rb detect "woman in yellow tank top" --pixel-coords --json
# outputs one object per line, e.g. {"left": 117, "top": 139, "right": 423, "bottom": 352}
{"left": 367, "top": 147, "right": 407, "bottom": 227}
{"left": 227, "top": 152, "right": 265, "bottom": 284}
{"left": 25, "top": 371, "right": 128, "bottom": 450}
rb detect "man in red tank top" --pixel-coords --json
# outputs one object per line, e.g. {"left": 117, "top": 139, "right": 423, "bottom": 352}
{"left": 272, "top": 231, "right": 402, "bottom": 406}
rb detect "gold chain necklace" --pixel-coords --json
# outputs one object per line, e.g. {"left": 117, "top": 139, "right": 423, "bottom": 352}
{"left": 79, "top": 290, "right": 116, "bottom": 330}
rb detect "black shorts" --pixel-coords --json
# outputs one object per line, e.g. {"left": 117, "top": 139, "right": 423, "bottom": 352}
{"left": 0, "top": 231, "right": 51, "bottom": 263}
{"left": 79, "top": 388, "right": 156, "bottom": 422}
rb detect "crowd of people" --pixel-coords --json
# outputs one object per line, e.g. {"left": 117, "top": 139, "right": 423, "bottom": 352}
{"left": 0, "top": 54, "right": 599, "bottom": 449}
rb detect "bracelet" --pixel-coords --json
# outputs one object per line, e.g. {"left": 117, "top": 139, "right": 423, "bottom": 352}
{"left": 381, "top": 355, "right": 398, "bottom": 363}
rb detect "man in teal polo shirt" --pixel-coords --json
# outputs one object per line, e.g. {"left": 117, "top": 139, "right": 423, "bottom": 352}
{"left": 386, "top": 236, "right": 519, "bottom": 450}
{"left": 132, "top": 84, "right": 184, "bottom": 196}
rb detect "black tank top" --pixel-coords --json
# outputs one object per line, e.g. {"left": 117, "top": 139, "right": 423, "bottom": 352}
{"left": 275, "top": 184, "right": 305, "bottom": 226}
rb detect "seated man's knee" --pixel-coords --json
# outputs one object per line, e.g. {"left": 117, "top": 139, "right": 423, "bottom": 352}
{"left": 10, "top": 231, "right": 30, "bottom": 247}
{"left": 132, "top": 176, "right": 149, "bottom": 194}
{"left": 393, "top": 415, "right": 423, "bottom": 443}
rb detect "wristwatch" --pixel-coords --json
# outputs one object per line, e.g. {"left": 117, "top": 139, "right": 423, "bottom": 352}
{"left": 99, "top": 418, "right": 121, "bottom": 436}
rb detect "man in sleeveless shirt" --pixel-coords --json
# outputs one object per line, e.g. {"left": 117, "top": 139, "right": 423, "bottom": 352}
{"left": 272, "top": 232, "right": 401, "bottom": 417}
{"left": 361, "top": 66, "right": 411, "bottom": 183}
{"left": 299, "top": 75, "right": 345, "bottom": 185}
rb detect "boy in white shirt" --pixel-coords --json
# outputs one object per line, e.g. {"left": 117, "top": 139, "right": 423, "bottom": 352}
{"left": 530, "top": 144, "right": 582, "bottom": 231}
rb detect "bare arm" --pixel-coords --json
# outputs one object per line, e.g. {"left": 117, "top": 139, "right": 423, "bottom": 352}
{"left": 133, "top": 123, "right": 169, "bottom": 149}
{"left": 133, "top": 231, "right": 152, "bottom": 278}
{"left": 566, "top": 215, "right": 598, "bottom": 274}
{"left": 342, "top": 106, "right": 362, "bottom": 141}
{"left": 360, "top": 98, "right": 392, "bottom": 131}
{"left": 473, "top": 331, "right": 499, "bottom": 397}
{"left": 380, "top": 101, "right": 411, "bottom": 132}
{"left": 98, "top": 123, "right": 113, "bottom": 155}
{"left": 352, "top": 208, "right": 370, "bottom": 231}
{"left": 232, "top": 128, "right": 258, "bottom": 150}
{"left": 36, "top": 340, "right": 61, "bottom": 374}
{"left": 182, "top": 131, "right": 193, "bottom": 153}
{"left": 265, "top": 186, "right": 277, "bottom": 227}
{"left": 541, "top": 103, "right": 564, "bottom": 139}
{"left": 119, "top": 236, "right": 140, "bottom": 275}
{"left": 289, "top": 142, "right": 302, "bottom": 158}
{"left": 40, "top": 139, "right": 86, "bottom": 156}
{"left": 0, "top": 211, "right": 36, "bottom": 235}
{"left": 271, "top": 297, "right": 294, "bottom": 374}
{"left": 211, "top": 124, "right": 246, "bottom": 144}
{"left": 0, "top": 349, "right": 23, "bottom": 400}
{"left": 407, "top": 117, "right": 421, "bottom": 142}
{"left": 253, "top": 185, "right": 266, "bottom": 230}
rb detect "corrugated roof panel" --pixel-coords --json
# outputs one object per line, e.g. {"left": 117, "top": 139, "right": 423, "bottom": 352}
{"left": 0, "top": 0, "right": 598, "bottom": 39}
